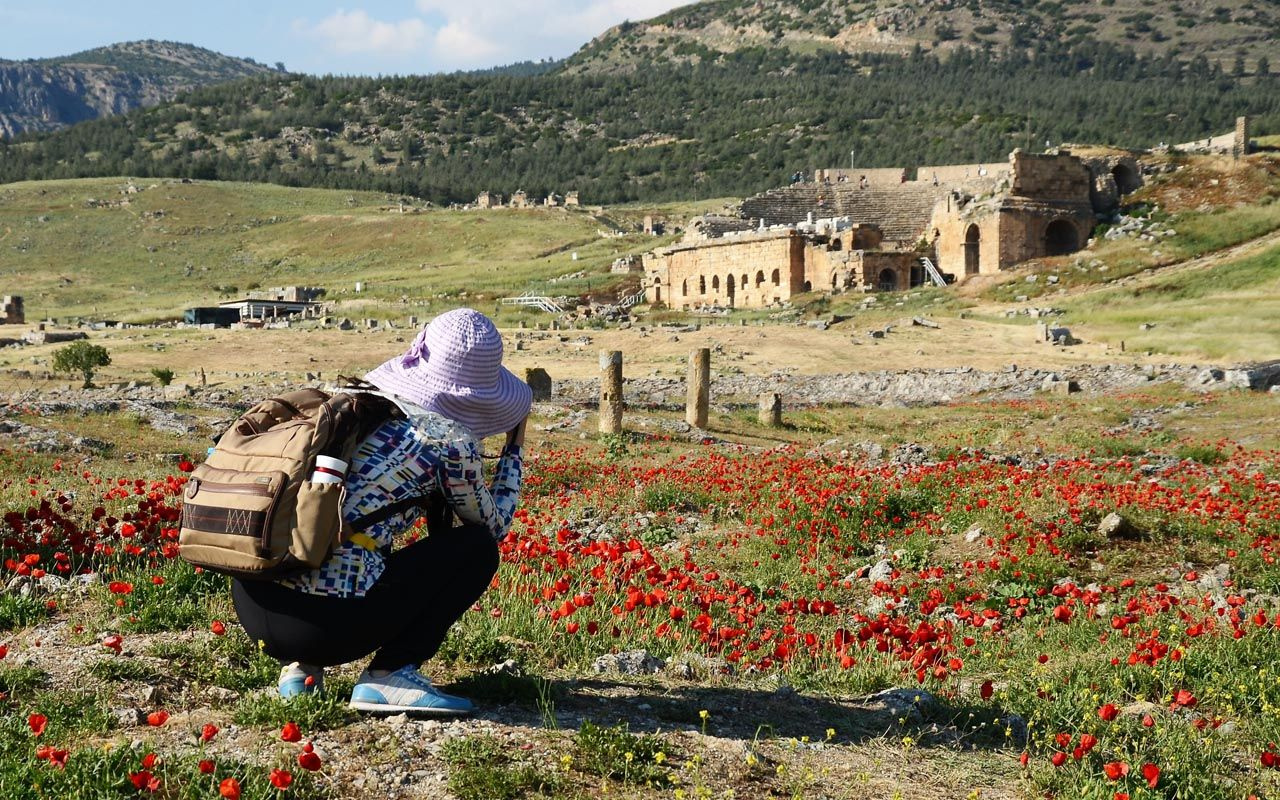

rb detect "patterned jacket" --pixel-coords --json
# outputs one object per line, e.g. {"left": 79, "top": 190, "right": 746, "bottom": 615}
{"left": 278, "top": 396, "right": 522, "bottom": 598}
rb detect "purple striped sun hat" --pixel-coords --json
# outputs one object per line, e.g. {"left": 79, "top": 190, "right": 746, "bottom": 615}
{"left": 364, "top": 308, "right": 531, "bottom": 439}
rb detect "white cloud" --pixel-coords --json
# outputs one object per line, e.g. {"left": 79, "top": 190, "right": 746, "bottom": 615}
{"left": 302, "top": 8, "right": 430, "bottom": 55}
{"left": 295, "top": 1, "right": 688, "bottom": 73}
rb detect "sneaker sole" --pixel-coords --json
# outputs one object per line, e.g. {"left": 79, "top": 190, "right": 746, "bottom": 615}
{"left": 348, "top": 700, "right": 472, "bottom": 716}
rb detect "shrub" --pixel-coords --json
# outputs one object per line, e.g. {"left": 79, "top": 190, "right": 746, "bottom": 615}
{"left": 149, "top": 367, "right": 175, "bottom": 386}
{"left": 51, "top": 341, "right": 110, "bottom": 388}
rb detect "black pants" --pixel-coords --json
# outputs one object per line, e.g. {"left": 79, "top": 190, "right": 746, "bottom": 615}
{"left": 231, "top": 523, "right": 499, "bottom": 671}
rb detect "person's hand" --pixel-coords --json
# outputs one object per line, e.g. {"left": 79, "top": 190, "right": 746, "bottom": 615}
{"left": 505, "top": 416, "right": 527, "bottom": 449}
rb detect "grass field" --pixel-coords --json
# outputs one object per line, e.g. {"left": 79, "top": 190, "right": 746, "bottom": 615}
{"left": 0, "top": 178, "right": 675, "bottom": 323}
{"left": 3, "top": 384, "right": 1280, "bottom": 798}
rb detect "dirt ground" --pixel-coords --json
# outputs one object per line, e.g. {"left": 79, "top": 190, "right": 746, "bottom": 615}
{"left": 8, "top": 312, "right": 1186, "bottom": 393}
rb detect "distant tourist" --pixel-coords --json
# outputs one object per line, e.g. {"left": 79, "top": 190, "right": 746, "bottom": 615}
{"left": 231, "top": 309, "right": 530, "bottom": 715}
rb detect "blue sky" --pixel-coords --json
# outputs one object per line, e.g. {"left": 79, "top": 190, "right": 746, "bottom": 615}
{"left": 0, "top": 1, "right": 689, "bottom": 75}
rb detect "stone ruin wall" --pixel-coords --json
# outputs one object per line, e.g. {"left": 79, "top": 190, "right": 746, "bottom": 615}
{"left": 645, "top": 233, "right": 804, "bottom": 309}
{"left": 1009, "top": 151, "right": 1094, "bottom": 202}
{"left": 915, "top": 162, "right": 1011, "bottom": 185}
{"left": 1, "top": 296, "right": 23, "bottom": 325}
{"left": 931, "top": 206, "right": 1003, "bottom": 278}
{"left": 812, "top": 167, "right": 906, "bottom": 186}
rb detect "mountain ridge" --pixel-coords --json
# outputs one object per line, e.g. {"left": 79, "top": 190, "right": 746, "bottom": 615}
{"left": 0, "top": 40, "right": 279, "bottom": 137}
{"left": 567, "top": 0, "right": 1277, "bottom": 73}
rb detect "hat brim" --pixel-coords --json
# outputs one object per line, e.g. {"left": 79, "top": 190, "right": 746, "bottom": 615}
{"left": 366, "top": 361, "right": 531, "bottom": 440}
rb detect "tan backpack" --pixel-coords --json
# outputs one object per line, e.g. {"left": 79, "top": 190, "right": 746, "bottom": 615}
{"left": 178, "top": 388, "right": 403, "bottom": 580}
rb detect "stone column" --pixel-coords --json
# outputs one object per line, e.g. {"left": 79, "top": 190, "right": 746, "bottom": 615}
{"left": 758, "top": 393, "right": 782, "bottom": 427}
{"left": 686, "top": 348, "right": 710, "bottom": 428}
{"left": 598, "top": 350, "right": 623, "bottom": 434}
{"left": 1234, "top": 116, "right": 1251, "bottom": 160}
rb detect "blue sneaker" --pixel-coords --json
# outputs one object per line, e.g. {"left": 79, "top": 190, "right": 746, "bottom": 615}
{"left": 278, "top": 662, "right": 324, "bottom": 699}
{"left": 349, "top": 666, "right": 474, "bottom": 715}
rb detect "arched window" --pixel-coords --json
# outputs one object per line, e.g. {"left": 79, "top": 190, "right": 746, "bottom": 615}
{"left": 712, "top": 275, "right": 720, "bottom": 292}
{"left": 699, "top": 275, "right": 706, "bottom": 294}
{"left": 682, "top": 279, "right": 688, "bottom": 296}
{"left": 877, "top": 269, "right": 897, "bottom": 292}
{"left": 771, "top": 269, "right": 781, "bottom": 286}
{"left": 740, "top": 274, "right": 748, "bottom": 290}
{"left": 755, "top": 270, "right": 765, "bottom": 286}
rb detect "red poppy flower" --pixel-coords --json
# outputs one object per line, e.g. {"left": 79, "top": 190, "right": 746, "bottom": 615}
{"left": 102, "top": 635, "right": 123, "bottom": 654}
{"left": 269, "top": 768, "right": 294, "bottom": 789}
{"left": 146, "top": 710, "right": 169, "bottom": 727}
{"left": 199, "top": 759, "right": 216, "bottom": 774}
{"left": 1050, "top": 752, "right": 1067, "bottom": 767}
{"left": 129, "top": 770, "right": 161, "bottom": 792}
{"left": 210, "top": 620, "right": 226, "bottom": 636}
{"left": 1142, "top": 763, "right": 1160, "bottom": 789}
{"left": 27, "top": 714, "right": 46, "bottom": 736}
{"left": 141, "top": 752, "right": 158, "bottom": 769}
{"left": 1103, "top": 761, "right": 1130, "bottom": 781}
{"left": 219, "top": 777, "right": 241, "bottom": 799}
{"left": 280, "top": 721, "right": 302, "bottom": 742}
{"left": 1098, "top": 703, "right": 1119, "bottom": 721}
{"left": 979, "top": 680, "right": 994, "bottom": 700}
{"left": 108, "top": 581, "right": 133, "bottom": 595}
{"left": 1079, "top": 734, "right": 1098, "bottom": 752}
{"left": 297, "top": 751, "right": 322, "bottom": 771}
{"left": 201, "top": 723, "right": 219, "bottom": 743}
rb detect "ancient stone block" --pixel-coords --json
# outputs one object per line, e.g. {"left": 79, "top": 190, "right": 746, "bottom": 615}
{"left": 525, "top": 368, "right": 552, "bottom": 401}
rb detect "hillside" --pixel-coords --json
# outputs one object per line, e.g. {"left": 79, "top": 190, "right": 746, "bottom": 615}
{"left": 0, "top": 40, "right": 280, "bottom": 138}
{"left": 569, "top": 0, "right": 1279, "bottom": 72}
{"left": 0, "top": 178, "right": 666, "bottom": 323}
{"left": 2, "top": 44, "right": 1277, "bottom": 206}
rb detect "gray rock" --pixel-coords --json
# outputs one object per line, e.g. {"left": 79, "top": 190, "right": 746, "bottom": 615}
{"left": 1098, "top": 512, "right": 1140, "bottom": 540}
{"left": 868, "top": 688, "right": 938, "bottom": 725}
{"left": 964, "top": 524, "right": 985, "bottom": 544}
{"left": 592, "top": 650, "right": 665, "bottom": 676}
{"left": 867, "top": 559, "right": 894, "bottom": 583}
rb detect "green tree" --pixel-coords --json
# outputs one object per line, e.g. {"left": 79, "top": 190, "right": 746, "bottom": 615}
{"left": 52, "top": 341, "right": 111, "bottom": 388}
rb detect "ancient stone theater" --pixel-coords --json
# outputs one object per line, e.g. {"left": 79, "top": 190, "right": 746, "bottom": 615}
{"left": 643, "top": 148, "right": 1142, "bottom": 309}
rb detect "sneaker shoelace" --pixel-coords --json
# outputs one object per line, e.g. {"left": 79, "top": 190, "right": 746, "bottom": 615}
{"left": 395, "top": 668, "right": 438, "bottom": 693}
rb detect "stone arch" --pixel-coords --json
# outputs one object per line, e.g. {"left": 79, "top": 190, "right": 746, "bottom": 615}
{"left": 740, "top": 274, "right": 748, "bottom": 290}
{"left": 802, "top": 280, "right": 812, "bottom": 292}
{"left": 964, "top": 224, "right": 981, "bottom": 275}
{"left": 725, "top": 274, "right": 736, "bottom": 307}
{"left": 1111, "top": 163, "right": 1140, "bottom": 195}
{"left": 830, "top": 238, "right": 842, "bottom": 251}
{"left": 699, "top": 275, "right": 706, "bottom": 294}
{"left": 771, "top": 269, "right": 781, "bottom": 286}
{"left": 682, "top": 279, "right": 688, "bottom": 297}
{"left": 877, "top": 268, "right": 898, "bottom": 292}
{"left": 1044, "top": 219, "right": 1080, "bottom": 256}
{"left": 755, "top": 270, "right": 765, "bottom": 287}
{"left": 711, "top": 275, "right": 720, "bottom": 292}
{"left": 653, "top": 276, "right": 662, "bottom": 304}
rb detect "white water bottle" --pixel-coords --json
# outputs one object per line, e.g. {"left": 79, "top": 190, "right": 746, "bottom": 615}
{"left": 312, "top": 455, "right": 348, "bottom": 485}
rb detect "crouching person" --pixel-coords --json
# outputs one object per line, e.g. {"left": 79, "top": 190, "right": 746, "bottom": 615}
{"left": 230, "top": 309, "right": 530, "bottom": 715}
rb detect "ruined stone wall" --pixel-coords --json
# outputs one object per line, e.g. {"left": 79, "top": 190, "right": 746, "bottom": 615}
{"left": 931, "top": 203, "right": 1003, "bottom": 278}
{"left": 916, "top": 162, "right": 1011, "bottom": 185}
{"left": 645, "top": 233, "right": 804, "bottom": 309}
{"left": 1009, "top": 151, "right": 1093, "bottom": 203}
{"left": 853, "top": 251, "right": 918, "bottom": 292}
{"left": 814, "top": 168, "right": 906, "bottom": 186}
{"left": 1, "top": 295, "right": 23, "bottom": 325}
